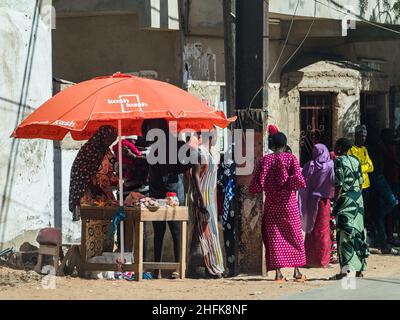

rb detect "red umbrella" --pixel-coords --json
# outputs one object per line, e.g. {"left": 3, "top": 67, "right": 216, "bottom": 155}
{"left": 12, "top": 72, "right": 235, "bottom": 140}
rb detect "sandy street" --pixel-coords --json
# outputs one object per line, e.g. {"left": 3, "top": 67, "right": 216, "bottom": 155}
{"left": 0, "top": 254, "right": 398, "bottom": 300}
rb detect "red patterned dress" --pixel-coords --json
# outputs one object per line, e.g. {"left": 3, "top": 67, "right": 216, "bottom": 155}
{"left": 250, "top": 152, "right": 307, "bottom": 270}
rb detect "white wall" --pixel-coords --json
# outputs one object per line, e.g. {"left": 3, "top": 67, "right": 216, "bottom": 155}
{"left": 0, "top": 0, "right": 54, "bottom": 249}
{"left": 60, "top": 149, "right": 81, "bottom": 243}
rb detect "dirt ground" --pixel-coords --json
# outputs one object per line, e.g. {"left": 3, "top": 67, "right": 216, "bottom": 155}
{"left": 0, "top": 254, "right": 398, "bottom": 300}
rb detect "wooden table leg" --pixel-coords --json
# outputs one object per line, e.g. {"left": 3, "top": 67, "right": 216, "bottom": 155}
{"left": 54, "top": 246, "right": 60, "bottom": 276}
{"left": 34, "top": 252, "right": 43, "bottom": 274}
{"left": 74, "top": 246, "right": 83, "bottom": 276}
{"left": 134, "top": 221, "right": 143, "bottom": 281}
{"left": 125, "top": 217, "right": 134, "bottom": 252}
{"left": 80, "top": 220, "right": 87, "bottom": 278}
{"left": 180, "top": 221, "right": 187, "bottom": 279}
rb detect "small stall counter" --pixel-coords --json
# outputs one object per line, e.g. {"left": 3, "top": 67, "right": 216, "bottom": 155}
{"left": 79, "top": 205, "right": 189, "bottom": 281}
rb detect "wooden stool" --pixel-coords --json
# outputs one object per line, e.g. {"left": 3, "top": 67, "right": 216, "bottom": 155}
{"left": 34, "top": 244, "right": 62, "bottom": 275}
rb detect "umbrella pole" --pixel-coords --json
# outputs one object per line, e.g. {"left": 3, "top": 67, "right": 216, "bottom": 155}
{"left": 118, "top": 120, "right": 125, "bottom": 264}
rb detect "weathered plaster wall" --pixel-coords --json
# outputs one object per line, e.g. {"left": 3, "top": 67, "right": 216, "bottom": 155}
{"left": 0, "top": 0, "right": 54, "bottom": 249}
{"left": 270, "top": 61, "right": 388, "bottom": 158}
{"left": 53, "top": 13, "right": 181, "bottom": 84}
{"left": 333, "top": 40, "right": 400, "bottom": 86}
{"left": 183, "top": 38, "right": 225, "bottom": 84}
{"left": 60, "top": 149, "right": 81, "bottom": 243}
{"left": 186, "top": 0, "right": 223, "bottom": 36}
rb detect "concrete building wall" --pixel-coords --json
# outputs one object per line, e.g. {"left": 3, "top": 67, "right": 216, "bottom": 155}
{"left": 269, "top": 57, "right": 391, "bottom": 157}
{"left": 183, "top": 37, "right": 225, "bottom": 83}
{"left": 0, "top": 0, "right": 54, "bottom": 249}
{"left": 270, "top": 0, "right": 400, "bottom": 24}
{"left": 277, "top": 63, "right": 364, "bottom": 156}
{"left": 333, "top": 40, "right": 400, "bottom": 85}
{"left": 52, "top": 13, "right": 181, "bottom": 84}
{"left": 186, "top": 0, "right": 223, "bottom": 36}
{"left": 54, "top": 0, "right": 180, "bottom": 30}
{"left": 60, "top": 148, "right": 81, "bottom": 243}
{"left": 183, "top": 0, "right": 400, "bottom": 34}
{"left": 181, "top": 0, "right": 225, "bottom": 85}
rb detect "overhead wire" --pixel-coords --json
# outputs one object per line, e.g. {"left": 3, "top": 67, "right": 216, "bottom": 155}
{"left": 316, "top": 0, "right": 400, "bottom": 35}
{"left": 247, "top": 0, "right": 301, "bottom": 110}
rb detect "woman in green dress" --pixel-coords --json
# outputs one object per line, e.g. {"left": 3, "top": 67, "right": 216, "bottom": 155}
{"left": 331, "top": 138, "right": 370, "bottom": 279}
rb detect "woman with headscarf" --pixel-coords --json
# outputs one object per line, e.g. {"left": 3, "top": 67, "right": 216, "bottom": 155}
{"left": 330, "top": 138, "right": 369, "bottom": 280}
{"left": 250, "top": 132, "right": 307, "bottom": 282}
{"left": 266, "top": 124, "right": 279, "bottom": 154}
{"left": 299, "top": 144, "right": 335, "bottom": 268}
{"left": 69, "top": 125, "right": 118, "bottom": 258}
{"left": 69, "top": 125, "right": 118, "bottom": 219}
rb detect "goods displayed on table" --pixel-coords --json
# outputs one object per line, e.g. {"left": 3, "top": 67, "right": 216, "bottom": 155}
{"left": 123, "top": 192, "right": 146, "bottom": 206}
{"left": 133, "top": 197, "right": 160, "bottom": 209}
{"left": 123, "top": 191, "right": 180, "bottom": 209}
{"left": 166, "top": 192, "right": 179, "bottom": 207}
{"left": 81, "top": 199, "right": 119, "bottom": 207}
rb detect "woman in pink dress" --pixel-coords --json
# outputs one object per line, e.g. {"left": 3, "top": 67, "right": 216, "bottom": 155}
{"left": 250, "top": 132, "right": 307, "bottom": 282}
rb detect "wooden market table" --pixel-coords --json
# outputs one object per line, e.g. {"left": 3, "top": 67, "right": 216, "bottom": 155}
{"left": 79, "top": 205, "right": 189, "bottom": 281}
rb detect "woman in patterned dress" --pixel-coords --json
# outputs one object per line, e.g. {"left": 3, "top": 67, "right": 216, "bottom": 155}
{"left": 69, "top": 125, "right": 118, "bottom": 219}
{"left": 217, "top": 146, "right": 236, "bottom": 277}
{"left": 69, "top": 126, "right": 118, "bottom": 258}
{"left": 329, "top": 151, "right": 339, "bottom": 264}
{"left": 188, "top": 131, "right": 225, "bottom": 279}
{"left": 249, "top": 132, "right": 307, "bottom": 282}
{"left": 330, "top": 138, "right": 369, "bottom": 280}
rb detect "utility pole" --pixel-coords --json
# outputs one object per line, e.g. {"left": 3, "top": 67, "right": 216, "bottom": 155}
{"left": 234, "top": 0, "right": 267, "bottom": 275}
{"left": 236, "top": 0, "right": 263, "bottom": 110}
{"left": 261, "top": 0, "right": 269, "bottom": 278}
{"left": 223, "top": 0, "right": 236, "bottom": 118}
{"left": 178, "top": 0, "right": 187, "bottom": 90}
{"left": 263, "top": 0, "right": 269, "bottom": 115}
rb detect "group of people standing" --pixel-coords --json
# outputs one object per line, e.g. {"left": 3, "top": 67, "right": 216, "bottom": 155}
{"left": 250, "top": 125, "right": 373, "bottom": 281}
{"left": 68, "top": 119, "right": 399, "bottom": 281}
{"left": 68, "top": 119, "right": 230, "bottom": 279}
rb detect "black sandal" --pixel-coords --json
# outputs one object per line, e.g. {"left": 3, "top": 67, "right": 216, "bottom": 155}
{"left": 188, "top": 267, "right": 207, "bottom": 279}
{"left": 329, "top": 273, "right": 347, "bottom": 280}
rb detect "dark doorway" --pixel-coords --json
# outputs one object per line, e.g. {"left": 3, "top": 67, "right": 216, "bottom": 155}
{"left": 360, "top": 92, "right": 382, "bottom": 150}
{"left": 300, "top": 93, "right": 333, "bottom": 166}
